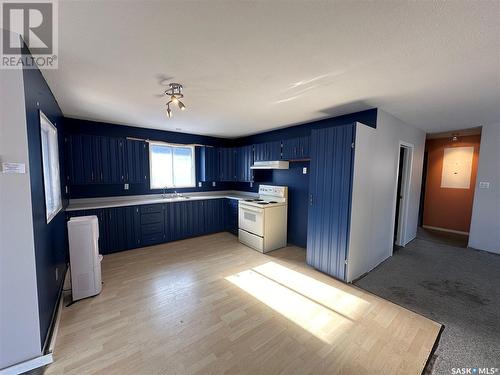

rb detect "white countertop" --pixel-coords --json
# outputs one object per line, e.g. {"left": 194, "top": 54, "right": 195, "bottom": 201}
{"left": 66, "top": 190, "right": 258, "bottom": 211}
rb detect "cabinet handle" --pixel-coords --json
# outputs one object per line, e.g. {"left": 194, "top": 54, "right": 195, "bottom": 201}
{"left": 309, "top": 194, "right": 313, "bottom": 206}
{"left": 100, "top": 172, "right": 103, "bottom": 180}
{"left": 91, "top": 172, "right": 94, "bottom": 181}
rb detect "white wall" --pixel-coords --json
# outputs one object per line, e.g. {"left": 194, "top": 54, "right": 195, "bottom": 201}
{"left": 346, "top": 111, "right": 425, "bottom": 282}
{"left": 0, "top": 31, "right": 42, "bottom": 369}
{"left": 468, "top": 123, "right": 500, "bottom": 254}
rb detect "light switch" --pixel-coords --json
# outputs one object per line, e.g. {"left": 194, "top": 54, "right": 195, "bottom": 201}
{"left": 124, "top": 183, "right": 129, "bottom": 190}
{"left": 479, "top": 181, "right": 490, "bottom": 189}
{"left": 303, "top": 167, "right": 308, "bottom": 174}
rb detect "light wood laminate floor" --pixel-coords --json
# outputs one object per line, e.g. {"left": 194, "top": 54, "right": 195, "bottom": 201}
{"left": 46, "top": 232, "right": 441, "bottom": 375}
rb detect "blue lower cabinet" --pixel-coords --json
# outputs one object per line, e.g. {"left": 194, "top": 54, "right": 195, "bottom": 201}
{"left": 306, "top": 124, "right": 355, "bottom": 281}
{"left": 66, "top": 199, "right": 236, "bottom": 255}
{"left": 140, "top": 204, "right": 164, "bottom": 246}
{"left": 224, "top": 199, "right": 239, "bottom": 235}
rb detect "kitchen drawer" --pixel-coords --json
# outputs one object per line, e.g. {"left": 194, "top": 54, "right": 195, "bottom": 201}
{"left": 140, "top": 204, "right": 163, "bottom": 214}
{"left": 140, "top": 212, "right": 163, "bottom": 225}
{"left": 140, "top": 232, "right": 164, "bottom": 246}
{"left": 141, "top": 222, "right": 164, "bottom": 236}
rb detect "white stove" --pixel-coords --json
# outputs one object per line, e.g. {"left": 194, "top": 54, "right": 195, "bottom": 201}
{"left": 238, "top": 185, "right": 288, "bottom": 253}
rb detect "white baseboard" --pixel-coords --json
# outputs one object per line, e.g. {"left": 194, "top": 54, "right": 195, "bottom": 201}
{"left": 422, "top": 225, "right": 469, "bottom": 235}
{"left": 0, "top": 353, "right": 53, "bottom": 375}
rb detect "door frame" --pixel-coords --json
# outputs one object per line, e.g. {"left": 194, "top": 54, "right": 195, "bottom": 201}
{"left": 391, "top": 141, "right": 414, "bottom": 249}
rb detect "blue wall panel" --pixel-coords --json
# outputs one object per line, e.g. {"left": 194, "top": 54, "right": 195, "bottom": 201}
{"left": 306, "top": 124, "right": 355, "bottom": 281}
{"left": 21, "top": 43, "right": 68, "bottom": 349}
{"left": 232, "top": 108, "right": 376, "bottom": 146}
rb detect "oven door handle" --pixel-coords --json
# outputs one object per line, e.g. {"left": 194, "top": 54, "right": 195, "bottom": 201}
{"left": 239, "top": 205, "right": 263, "bottom": 214}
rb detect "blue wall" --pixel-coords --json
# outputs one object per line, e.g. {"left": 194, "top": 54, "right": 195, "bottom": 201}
{"left": 22, "top": 44, "right": 68, "bottom": 349}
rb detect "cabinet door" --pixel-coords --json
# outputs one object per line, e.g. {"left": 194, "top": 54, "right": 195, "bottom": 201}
{"left": 268, "top": 140, "right": 282, "bottom": 161}
{"left": 254, "top": 141, "right": 281, "bottom": 161}
{"left": 282, "top": 136, "right": 310, "bottom": 160}
{"left": 105, "top": 207, "right": 128, "bottom": 253}
{"left": 236, "top": 145, "right": 253, "bottom": 182}
{"left": 224, "top": 199, "right": 239, "bottom": 235}
{"left": 81, "top": 135, "right": 95, "bottom": 183}
{"left": 124, "top": 139, "right": 147, "bottom": 184}
{"left": 200, "top": 146, "right": 219, "bottom": 182}
{"left": 298, "top": 136, "right": 310, "bottom": 159}
{"left": 98, "top": 137, "right": 112, "bottom": 183}
{"left": 219, "top": 148, "right": 235, "bottom": 181}
{"left": 253, "top": 143, "right": 266, "bottom": 162}
{"left": 166, "top": 201, "right": 182, "bottom": 241}
{"left": 306, "top": 124, "right": 355, "bottom": 281}
{"left": 205, "top": 199, "right": 224, "bottom": 233}
{"left": 282, "top": 138, "right": 298, "bottom": 160}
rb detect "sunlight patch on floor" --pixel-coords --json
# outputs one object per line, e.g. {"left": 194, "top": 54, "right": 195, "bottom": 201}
{"left": 253, "top": 262, "right": 371, "bottom": 320}
{"left": 226, "top": 267, "right": 355, "bottom": 344}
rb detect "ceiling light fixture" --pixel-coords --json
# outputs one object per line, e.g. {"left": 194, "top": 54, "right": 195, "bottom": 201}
{"left": 451, "top": 133, "right": 459, "bottom": 142}
{"left": 164, "top": 83, "right": 186, "bottom": 118}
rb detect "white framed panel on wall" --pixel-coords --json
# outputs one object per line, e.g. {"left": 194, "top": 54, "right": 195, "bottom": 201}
{"left": 441, "top": 146, "right": 474, "bottom": 189}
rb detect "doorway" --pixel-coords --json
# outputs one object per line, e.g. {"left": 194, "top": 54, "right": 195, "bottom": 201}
{"left": 393, "top": 143, "right": 413, "bottom": 251}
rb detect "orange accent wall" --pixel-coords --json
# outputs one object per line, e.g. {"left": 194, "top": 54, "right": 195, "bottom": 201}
{"left": 423, "top": 135, "right": 481, "bottom": 233}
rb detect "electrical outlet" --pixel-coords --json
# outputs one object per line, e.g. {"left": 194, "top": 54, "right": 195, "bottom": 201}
{"left": 124, "top": 183, "right": 129, "bottom": 190}
{"left": 55, "top": 268, "right": 59, "bottom": 281}
{"left": 198, "top": 181, "right": 202, "bottom": 187}
{"left": 479, "top": 181, "right": 490, "bottom": 189}
{"left": 303, "top": 167, "right": 308, "bottom": 174}
{"left": 250, "top": 182, "right": 253, "bottom": 188}
{"left": 212, "top": 181, "right": 216, "bottom": 187}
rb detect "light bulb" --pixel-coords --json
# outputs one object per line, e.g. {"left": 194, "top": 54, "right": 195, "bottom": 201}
{"left": 178, "top": 100, "right": 186, "bottom": 111}
{"left": 166, "top": 106, "right": 172, "bottom": 118}
{"left": 171, "top": 95, "right": 179, "bottom": 104}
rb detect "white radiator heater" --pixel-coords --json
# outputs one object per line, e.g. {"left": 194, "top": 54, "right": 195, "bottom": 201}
{"left": 67, "top": 216, "right": 103, "bottom": 301}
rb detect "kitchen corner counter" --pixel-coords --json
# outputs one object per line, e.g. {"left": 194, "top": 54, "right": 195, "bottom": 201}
{"left": 65, "top": 191, "right": 258, "bottom": 211}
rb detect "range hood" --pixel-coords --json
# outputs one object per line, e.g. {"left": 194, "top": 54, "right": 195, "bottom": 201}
{"left": 250, "top": 161, "right": 289, "bottom": 170}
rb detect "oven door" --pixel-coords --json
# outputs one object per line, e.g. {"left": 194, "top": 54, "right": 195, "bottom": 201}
{"left": 239, "top": 204, "right": 264, "bottom": 237}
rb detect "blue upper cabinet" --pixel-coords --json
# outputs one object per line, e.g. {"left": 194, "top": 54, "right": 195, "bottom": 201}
{"left": 200, "top": 146, "right": 219, "bottom": 182}
{"left": 65, "top": 134, "right": 148, "bottom": 186}
{"left": 235, "top": 145, "right": 253, "bottom": 182}
{"left": 306, "top": 124, "right": 355, "bottom": 281}
{"left": 125, "top": 139, "right": 148, "bottom": 184}
{"left": 218, "top": 147, "right": 236, "bottom": 181}
{"left": 282, "top": 136, "right": 310, "bottom": 160}
{"left": 253, "top": 140, "right": 281, "bottom": 161}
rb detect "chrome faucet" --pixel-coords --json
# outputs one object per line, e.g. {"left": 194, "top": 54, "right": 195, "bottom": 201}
{"left": 162, "top": 186, "right": 168, "bottom": 198}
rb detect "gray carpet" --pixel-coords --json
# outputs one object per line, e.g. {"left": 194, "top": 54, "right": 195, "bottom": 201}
{"left": 355, "top": 229, "right": 500, "bottom": 374}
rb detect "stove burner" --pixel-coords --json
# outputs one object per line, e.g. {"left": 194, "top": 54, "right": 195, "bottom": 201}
{"left": 244, "top": 198, "right": 264, "bottom": 202}
{"left": 268, "top": 201, "right": 278, "bottom": 204}
{"left": 257, "top": 202, "right": 269, "bottom": 205}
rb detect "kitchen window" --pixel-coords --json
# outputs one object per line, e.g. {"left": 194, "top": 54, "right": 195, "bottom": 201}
{"left": 149, "top": 142, "right": 195, "bottom": 189}
{"left": 40, "top": 111, "right": 62, "bottom": 223}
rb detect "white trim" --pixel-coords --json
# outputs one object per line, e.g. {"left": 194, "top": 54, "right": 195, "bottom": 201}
{"left": 0, "top": 354, "right": 53, "bottom": 375}
{"left": 39, "top": 111, "right": 62, "bottom": 223}
{"left": 422, "top": 225, "right": 469, "bottom": 235}
{"left": 391, "top": 141, "right": 414, "bottom": 250}
{"left": 148, "top": 142, "right": 196, "bottom": 189}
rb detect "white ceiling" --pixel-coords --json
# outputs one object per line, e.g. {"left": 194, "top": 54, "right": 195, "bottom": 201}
{"left": 42, "top": 1, "right": 500, "bottom": 138}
